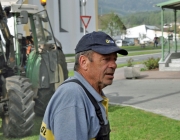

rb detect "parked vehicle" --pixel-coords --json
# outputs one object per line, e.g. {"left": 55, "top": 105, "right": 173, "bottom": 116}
{"left": 115, "top": 40, "right": 134, "bottom": 46}
{"left": 115, "top": 40, "right": 123, "bottom": 46}
{"left": 126, "top": 41, "right": 135, "bottom": 46}
{"left": 0, "top": 0, "right": 68, "bottom": 137}
{"left": 140, "top": 38, "right": 153, "bottom": 44}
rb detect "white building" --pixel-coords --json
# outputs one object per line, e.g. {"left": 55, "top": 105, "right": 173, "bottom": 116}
{"left": 6, "top": 0, "right": 98, "bottom": 54}
{"left": 125, "top": 24, "right": 171, "bottom": 42}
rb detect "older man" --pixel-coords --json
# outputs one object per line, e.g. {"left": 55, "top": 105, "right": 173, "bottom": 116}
{"left": 40, "top": 31, "right": 128, "bottom": 140}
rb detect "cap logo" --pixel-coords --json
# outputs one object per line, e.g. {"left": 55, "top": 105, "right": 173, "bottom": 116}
{"left": 106, "top": 39, "right": 114, "bottom": 44}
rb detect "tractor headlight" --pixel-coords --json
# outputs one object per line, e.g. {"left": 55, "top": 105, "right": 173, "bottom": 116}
{"left": 40, "top": 0, "right": 46, "bottom": 7}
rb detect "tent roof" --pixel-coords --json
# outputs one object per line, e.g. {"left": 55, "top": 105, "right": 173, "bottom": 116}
{"left": 156, "top": 0, "right": 180, "bottom": 10}
{"left": 0, "top": 0, "right": 18, "bottom": 6}
{"left": 145, "top": 25, "right": 160, "bottom": 30}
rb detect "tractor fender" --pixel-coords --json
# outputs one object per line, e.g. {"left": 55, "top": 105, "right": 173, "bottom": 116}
{"left": 39, "top": 50, "right": 59, "bottom": 88}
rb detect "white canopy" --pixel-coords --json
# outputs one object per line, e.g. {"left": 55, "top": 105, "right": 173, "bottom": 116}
{"left": 0, "top": 0, "right": 23, "bottom": 6}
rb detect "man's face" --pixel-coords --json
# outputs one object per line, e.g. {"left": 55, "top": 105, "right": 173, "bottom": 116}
{"left": 86, "top": 52, "right": 117, "bottom": 89}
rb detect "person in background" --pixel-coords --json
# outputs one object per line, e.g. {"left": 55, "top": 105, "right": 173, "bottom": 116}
{"left": 18, "top": 36, "right": 33, "bottom": 68}
{"left": 39, "top": 31, "right": 128, "bottom": 140}
{"left": 26, "top": 36, "right": 34, "bottom": 55}
{"left": 154, "top": 35, "right": 158, "bottom": 48}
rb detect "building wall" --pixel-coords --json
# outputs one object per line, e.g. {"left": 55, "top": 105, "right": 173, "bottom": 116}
{"left": 28, "top": 0, "right": 98, "bottom": 54}
{"left": 146, "top": 30, "right": 157, "bottom": 40}
{"left": 126, "top": 25, "right": 146, "bottom": 38}
{"left": 126, "top": 25, "right": 171, "bottom": 41}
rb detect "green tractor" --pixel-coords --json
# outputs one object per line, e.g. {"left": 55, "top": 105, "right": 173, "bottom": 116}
{"left": 0, "top": 1, "right": 68, "bottom": 137}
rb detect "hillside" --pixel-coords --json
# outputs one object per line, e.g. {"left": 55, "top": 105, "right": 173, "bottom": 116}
{"left": 98, "top": 0, "right": 167, "bottom": 16}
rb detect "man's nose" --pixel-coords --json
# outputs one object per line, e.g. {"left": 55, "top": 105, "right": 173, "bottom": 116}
{"left": 109, "top": 60, "right": 117, "bottom": 69}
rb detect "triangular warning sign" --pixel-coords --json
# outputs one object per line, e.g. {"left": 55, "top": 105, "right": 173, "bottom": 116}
{"left": 80, "top": 16, "right": 91, "bottom": 29}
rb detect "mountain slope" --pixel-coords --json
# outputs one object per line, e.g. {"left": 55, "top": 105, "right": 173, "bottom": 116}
{"left": 98, "top": 0, "right": 167, "bottom": 16}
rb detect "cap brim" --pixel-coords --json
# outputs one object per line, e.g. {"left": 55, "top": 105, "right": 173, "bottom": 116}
{"left": 92, "top": 46, "right": 128, "bottom": 55}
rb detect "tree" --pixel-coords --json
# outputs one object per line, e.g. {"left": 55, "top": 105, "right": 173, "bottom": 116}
{"left": 99, "top": 12, "right": 126, "bottom": 37}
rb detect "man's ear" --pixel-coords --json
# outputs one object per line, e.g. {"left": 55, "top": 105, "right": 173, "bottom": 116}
{"left": 79, "top": 55, "right": 89, "bottom": 71}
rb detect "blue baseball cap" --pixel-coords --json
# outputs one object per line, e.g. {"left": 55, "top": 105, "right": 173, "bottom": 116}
{"left": 75, "top": 31, "right": 128, "bottom": 55}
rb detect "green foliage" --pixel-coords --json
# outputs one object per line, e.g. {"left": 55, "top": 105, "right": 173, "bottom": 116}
{"left": 68, "top": 71, "right": 74, "bottom": 77}
{"left": 126, "top": 58, "right": 134, "bottom": 67}
{"left": 122, "top": 11, "right": 161, "bottom": 28}
{"left": 99, "top": 12, "right": 126, "bottom": 36}
{"left": 143, "top": 57, "right": 160, "bottom": 70}
{"left": 122, "top": 10, "right": 177, "bottom": 28}
{"left": 98, "top": 0, "right": 180, "bottom": 28}
{"left": 140, "top": 68, "right": 147, "bottom": 71}
{"left": 98, "top": 0, "right": 172, "bottom": 16}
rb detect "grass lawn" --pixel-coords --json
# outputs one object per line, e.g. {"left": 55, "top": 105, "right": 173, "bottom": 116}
{"left": 108, "top": 105, "right": 180, "bottom": 140}
{"left": 121, "top": 45, "right": 160, "bottom": 51}
{"left": 0, "top": 105, "right": 179, "bottom": 140}
{"left": 121, "top": 50, "right": 161, "bottom": 57}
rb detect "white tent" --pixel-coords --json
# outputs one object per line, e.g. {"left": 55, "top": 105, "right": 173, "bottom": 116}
{"left": 0, "top": 0, "right": 20, "bottom": 5}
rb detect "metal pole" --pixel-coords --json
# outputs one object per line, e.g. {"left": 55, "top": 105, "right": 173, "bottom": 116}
{"left": 161, "top": 8, "right": 164, "bottom": 61}
{"left": 174, "top": 9, "right": 177, "bottom": 53}
{"left": 0, "top": 40, "right": 7, "bottom": 62}
{"left": 14, "top": 14, "right": 20, "bottom": 75}
{"left": 83, "top": 0, "right": 87, "bottom": 35}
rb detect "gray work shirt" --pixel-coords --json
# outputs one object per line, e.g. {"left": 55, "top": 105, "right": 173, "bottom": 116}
{"left": 39, "top": 71, "right": 108, "bottom": 140}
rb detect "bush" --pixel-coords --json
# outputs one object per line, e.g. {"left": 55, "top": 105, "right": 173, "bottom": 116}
{"left": 143, "top": 57, "right": 160, "bottom": 70}
{"left": 126, "top": 58, "right": 134, "bottom": 67}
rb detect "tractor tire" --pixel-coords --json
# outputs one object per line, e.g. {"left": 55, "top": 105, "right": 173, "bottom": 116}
{"left": 2, "top": 76, "right": 35, "bottom": 138}
{"left": 34, "top": 49, "right": 68, "bottom": 117}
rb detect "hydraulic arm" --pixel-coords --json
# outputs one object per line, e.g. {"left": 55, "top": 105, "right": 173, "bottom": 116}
{"left": 0, "top": 2, "right": 15, "bottom": 68}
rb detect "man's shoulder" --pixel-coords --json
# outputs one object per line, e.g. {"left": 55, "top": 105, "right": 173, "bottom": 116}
{"left": 60, "top": 77, "right": 89, "bottom": 91}
{"left": 46, "top": 80, "right": 88, "bottom": 114}
{"left": 54, "top": 79, "right": 88, "bottom": 101}
{"left": 60, "top": 79, "right": 85, "bottom": 92}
